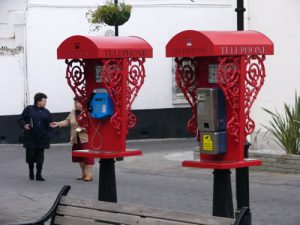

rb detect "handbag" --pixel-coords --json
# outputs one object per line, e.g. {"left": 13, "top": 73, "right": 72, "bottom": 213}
{"left": 18, "top": 133, "right": 25, "bottom": 144}
{"left": 18, "top": 105, "right": 33, "bottom": 144}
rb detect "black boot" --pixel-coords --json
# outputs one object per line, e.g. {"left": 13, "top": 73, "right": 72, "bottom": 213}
{"left": 29, "top": 163, "right": 34, "bottom": 180}
{"left": 36, "top": 163, "right": 45, "bottom": 181}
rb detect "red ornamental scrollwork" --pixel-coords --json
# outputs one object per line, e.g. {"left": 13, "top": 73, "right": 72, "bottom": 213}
{"left": 65, "top": 59, "right": 87, "bottom": 97}
{"left": 101, "top": 59, "right": 123, "bottom": 134}
{"left": 175, "top": 57, "right": 198, "bottom": 135}
{"left": 101, "top": 58, "right": 146, "bottom": 135}
{"left": 217, "top": 57, "right": 241, "bottom": 142}
{"left": 127, "top": 58, "right": 146, "bottom": 130}
{"left": 245, "top": 55, "right": 266, "bottom": 135}
{"left": 65, "top": 59, "right": 88, "bottom": 128}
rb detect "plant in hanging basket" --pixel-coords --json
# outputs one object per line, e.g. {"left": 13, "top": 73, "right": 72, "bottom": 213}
{"left": 87, "top": 1, "right": 132, "bottom": 30}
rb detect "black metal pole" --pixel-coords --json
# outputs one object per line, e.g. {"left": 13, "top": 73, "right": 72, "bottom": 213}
{"left": 97, "top": 0, "right": 120, "bottom": 203}
{"left": 235, "top": 2, "right": 252, "bottom": 224}
{"left": 212, "top": 169, "right": 234, "bottom": 218}
{"left": 115, "top": 24, "right": 119, "bottom": 37}
{"left": 114, "top": 0, "right": 119, "bottom": 36}
{"left": 235, "top": 1, "right": 252, "bottom": 224}
{"left": 236, "top": 0, "right": 246, "bottom": 31}
{"left": 98, "top": 158, "right": 117, "bottom": 202}
{"left": 235, "top": 143, "right": 252, "bottom": 225}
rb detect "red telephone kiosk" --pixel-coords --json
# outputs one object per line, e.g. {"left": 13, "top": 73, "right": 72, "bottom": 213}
{"left": 57, "top": 35, "right": 153, "bottom": 202}
{"left": 57, "top": 35, "right": 152, "bottom": 157}
{"left": 166, "top": 30, "right": 274, "bottom": 218}
{"left": 166, "top": 30, "right": 274, "bottom": 168}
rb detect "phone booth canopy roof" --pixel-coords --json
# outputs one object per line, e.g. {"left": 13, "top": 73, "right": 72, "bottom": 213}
{"left": 166, "top": 30, "right": 274, "bottom": 57}
{"left": 57, "top": 35, "right": 153, "bottom": 59}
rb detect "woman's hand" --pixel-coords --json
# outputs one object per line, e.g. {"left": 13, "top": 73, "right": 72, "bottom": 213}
{"left": 24, "top": 124, "right": 31, "bottom": 130}
{"left": 49, "top": 122, "right": 59, "bottom": 128}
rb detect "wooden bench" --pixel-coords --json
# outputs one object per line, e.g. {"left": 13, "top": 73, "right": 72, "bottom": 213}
{"left": 8, "top": 185, "right": 250, "bottom": 225}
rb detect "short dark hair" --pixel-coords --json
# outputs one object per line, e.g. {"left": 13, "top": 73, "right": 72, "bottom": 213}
{"left": 73, "top": 96, "right": 86, "bottom": 105}
{"left": 34, "top": 93, "right": 47, "bottom": 105}
{"left": 73, "top": 96, "right": 84, "bottom": 102}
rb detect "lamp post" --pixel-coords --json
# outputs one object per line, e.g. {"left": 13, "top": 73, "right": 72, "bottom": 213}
{"left": 236, "top": 0, "right": 246, "bottom": 31}
{"left": 114, "top": 0, "right": 119, "bottom": 36}
{"left": 235, "top": 1, "right": 252, "bottom": 225}
{"left": 98, "top": 0, "right": 119, "bottom": 204}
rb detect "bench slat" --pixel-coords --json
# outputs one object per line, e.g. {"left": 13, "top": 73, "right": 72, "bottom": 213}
{"left": 54, "top": 215, "right": 112, "bottom": 225}
{"left": 60, "top": 197, "right": 233, "bottom": 225}
{"left": 57, "top": 205, "right": 198, "bottom": 225}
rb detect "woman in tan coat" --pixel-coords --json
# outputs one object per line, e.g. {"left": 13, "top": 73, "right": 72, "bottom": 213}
{"left": 50, "top": 97, "right": 94, "bottom": 181}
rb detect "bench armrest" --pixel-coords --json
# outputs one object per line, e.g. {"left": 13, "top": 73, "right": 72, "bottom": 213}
{"left": 6, "top": 185, "right": 71, "bottom": 225}
{"left": 234, "top": 207, "right": 250, "bottom": 225}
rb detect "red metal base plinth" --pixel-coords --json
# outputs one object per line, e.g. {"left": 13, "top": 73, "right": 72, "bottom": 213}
{"left": 72, "top": 149, "right": 142, "bottom": 159}
{"left": 182, "top": 159, "right": 262, "bottom": 169}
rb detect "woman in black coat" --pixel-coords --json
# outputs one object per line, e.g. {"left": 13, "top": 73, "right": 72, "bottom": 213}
{"left": 18, "top": 93, "right": 53, "bottom": 181}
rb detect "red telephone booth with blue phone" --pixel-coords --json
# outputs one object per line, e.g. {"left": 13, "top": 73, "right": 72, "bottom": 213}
{"left": 57, "top": 36, "right": 153, "bottom": 159}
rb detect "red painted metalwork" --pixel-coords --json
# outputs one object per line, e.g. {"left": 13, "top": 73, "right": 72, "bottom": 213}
{"left": 65, "top": 59, "right": 89, "bottom": 129}
{"left": 166, "top": 30, "right": 274, "bottom": 57}
{"left": 175, "top": 57, "right": 199, "bottom": 134}
{"left": 244, "top": 55, "right": 266, "bottom": 135}
{"left": 101, "top": 59, "right": 123, "bottom": 134}
{"left": 127, "top": 58, "right": 146, "bottom": 130}
{"left": 65, "top": 59, "right": 87, "bottom": 97}
{"left": 166, "top": 30, "right": 274, "bottom": 169}
{"left": 57, "top": 35, "right": 152, "bottom": 158}
{"left": 72, "top": 149, "right": 142, "bottom": 159}
{"left": 217, "top": 57, "right": 241, "bottom": 142}
{"left": 182, "top": 159, "right": 262, "bottom": 170}
{"left": 198, "top": 56, "right": 246, "bottom": 165}
{"left": 99, "top": 58, "right": 146, "bottom": 135}
{"left": 57, "top": 35, "right": 153, "bottom": 59}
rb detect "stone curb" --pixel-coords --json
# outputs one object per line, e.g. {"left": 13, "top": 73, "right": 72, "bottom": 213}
{"left": 193, "top": 149, "right": 300, "bottom": 174}
{"left": 250, "top": 152, "right": 300, "bottom": 174}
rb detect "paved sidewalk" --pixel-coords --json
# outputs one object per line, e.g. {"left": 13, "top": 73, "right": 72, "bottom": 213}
{"left": 0, "top": 139, "right": 299, "bottom": 225}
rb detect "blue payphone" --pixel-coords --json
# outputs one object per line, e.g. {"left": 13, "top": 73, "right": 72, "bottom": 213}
{"left": 87, "top": 88, "right": 114, "bottom": 119}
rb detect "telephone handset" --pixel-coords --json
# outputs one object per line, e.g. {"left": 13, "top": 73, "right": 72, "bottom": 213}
{"left": 87, "top": 92, "right": 96, "bottom": 112}
{"left": 87, "top": 88, "right": 114, "bottom": 119}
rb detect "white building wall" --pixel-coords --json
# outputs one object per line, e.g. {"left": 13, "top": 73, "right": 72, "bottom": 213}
{"left": 0, "top": 0, "right": 25, "bottom": 116}
{"left": 8, "top": 0, "right": 297, "bottom": 125}
{"left": 25, "top": 0, "right": 236, "bottom": 113}
{"left": 247, "top": 1, "right": 300, "bottom": 135}
{"left": 2, "top": 0, "right": 299, "bottom": 145}
{"left": 0, "top": 54, "right": 25, "bottom": 115}
{"left": 0, "top": 0, "right": 25, "bottom": 48}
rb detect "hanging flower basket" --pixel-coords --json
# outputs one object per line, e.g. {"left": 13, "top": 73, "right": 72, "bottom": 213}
{"left": 87, "top": 1, "right": 132, "bottom": 29}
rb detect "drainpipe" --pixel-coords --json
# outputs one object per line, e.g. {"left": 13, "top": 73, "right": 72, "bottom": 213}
{"left": 23, "top": 0, "right": 30, "bottom": 106}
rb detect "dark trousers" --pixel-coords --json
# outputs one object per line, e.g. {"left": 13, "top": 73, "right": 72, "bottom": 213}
{"left": 26, "top": 148, "right": 44, "bottom": 173}
{"left": 26, "top": 148, "right": 44, "bottom": 164}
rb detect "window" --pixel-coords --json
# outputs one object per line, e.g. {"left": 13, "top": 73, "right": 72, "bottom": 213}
{"left": 172, "top": 58, "right": 189, "bottom": 105}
